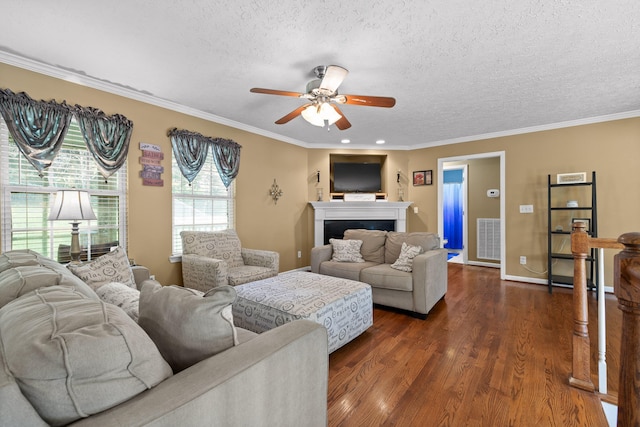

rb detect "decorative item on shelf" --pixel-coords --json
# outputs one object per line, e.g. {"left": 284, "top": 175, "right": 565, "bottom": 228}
{"left": 269, "top": 179, "right": 283, "bottom": 204}
{"left": 567, "top": 200, "right": 578, "bottom": 207}
{"left": 48, "top": 190, "right": 97, "bottom": 264}
{"left": 316, "top": 188, "right": 323, "bottom": 202}
{"left": 316, "top": 170, "right": 320, "bottom": 183}
{"left": 397, "top": 187, "right": 404, "bottom": 202}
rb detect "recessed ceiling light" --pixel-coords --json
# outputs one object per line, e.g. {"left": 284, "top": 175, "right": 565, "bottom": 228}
{"left": 341, "top": 139, "right": 350, "bottom": 144}
{"left": 376, "top": 139, "right": 385, "bottom": 145}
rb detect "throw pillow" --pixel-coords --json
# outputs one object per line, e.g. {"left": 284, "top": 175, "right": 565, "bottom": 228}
{"left": 138, "top": 282, "right": 239, "bottom": 373}
{"left": 0, "top": 265, "right": 98, "bottom": 309}
{"left": 67, "top": 246, "right": 136, "bottom": 290}
{"left": 391, "top": 242, "right": 423, "bottom": 272}
{"left": 330, "top": 238, "right": 365, "bottom": 263}
{"left": 343, "top": 229, "right": 387, "bottom": 264}
{"left": 96, "top": 282, "right": 141, "bottom": 322}
{"left": 0, "top": 286, "right": 172, "bottom": 426}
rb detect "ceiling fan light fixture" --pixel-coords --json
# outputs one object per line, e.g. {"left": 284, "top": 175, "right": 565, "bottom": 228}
{"left": 301, "top": 103, "right": 341, "bottom": 127}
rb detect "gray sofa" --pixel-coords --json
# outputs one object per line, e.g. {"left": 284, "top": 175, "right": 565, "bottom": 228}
{"left": 0, "top": 250, "right": 328, "bottom": 426}
{"left": 311, "top": 229, "right": 447, "bottom": 318}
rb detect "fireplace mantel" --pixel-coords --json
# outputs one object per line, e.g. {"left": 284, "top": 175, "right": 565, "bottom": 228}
{"left": 309, "top": 201, "right": 412, "bottom": 247}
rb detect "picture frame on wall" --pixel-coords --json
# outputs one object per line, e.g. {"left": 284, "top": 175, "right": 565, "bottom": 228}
{"left": 424, "top": 170, "right": 433, "bottom": 185}
{"left": 413, "top": 171, "right": 426, "bottom": 186}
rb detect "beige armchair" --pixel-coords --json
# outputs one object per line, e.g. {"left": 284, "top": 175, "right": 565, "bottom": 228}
{"left": 180, "top": 230, "right": 279, "bottom": 291}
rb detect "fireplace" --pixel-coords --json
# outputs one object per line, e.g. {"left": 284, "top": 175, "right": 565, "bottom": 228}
{"left": 323, "top": 220, "right": 396, "bottom": 244}
{"left": 309, "top": 201, "right": 412, "bottom": 247}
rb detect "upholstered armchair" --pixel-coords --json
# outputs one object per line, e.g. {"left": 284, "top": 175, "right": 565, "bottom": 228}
{"left": 180, "top": 230, "right": 279, "bottom": 291}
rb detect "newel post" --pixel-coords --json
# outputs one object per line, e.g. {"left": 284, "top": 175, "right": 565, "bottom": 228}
{"left": 569, "top": 222, "right": 595, "bottom": 391}
{"left": 614, "top": 232, "right": 640, "bottom": 426}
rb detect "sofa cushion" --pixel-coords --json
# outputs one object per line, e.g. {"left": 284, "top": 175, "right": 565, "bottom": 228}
{"left": 0, "top": 286, "right": 172, "bottom": 426}
{"left": 385, "top": 232, "right": 440, "bottom": 264}
{"left": 0, "top": 265, "right": 98, "bottom": 308}
{"left": 319, "top": 260, "right": 379, "bottom": 282}
{"left": 181, "top": 229, "right": 245, "bottom": 268}
{"left": 360, "top": 263, "right": 414, "bottom": 292}
{"left": 330, "top": 238, "right": 365, "bottom": 262}
{"left": 138, "top": 282, "right": 239, "bottom": 373}
{"left": 0, "top": 249, "right": 41, "bottom": 273}
{"left": 343, "top": 229, "right": 387, "bottom": 264}
{"left": 391, "top": 242, "right": 423, "bottom": 272}
{"left": 95, "top": 282, "right": 141, "bottom": 322}
{"left": 67, "top": 246, "right": 136, "bottom": 290}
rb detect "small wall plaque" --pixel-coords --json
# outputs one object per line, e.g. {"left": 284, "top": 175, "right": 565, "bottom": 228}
{"left": 557, "top": 172, "right": 586, "bottom": 184}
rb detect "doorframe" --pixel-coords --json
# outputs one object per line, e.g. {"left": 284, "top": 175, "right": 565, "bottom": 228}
{"left": 442, "top": 164, "right": 468, "bottom": 264}
{"left": 437, "top": 151, "right": 506, "bottom": 280}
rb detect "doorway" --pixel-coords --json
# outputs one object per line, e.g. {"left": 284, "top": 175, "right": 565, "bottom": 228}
{"left": 437, "top": 151, "right": 506, "bottom": 280}
{"left": 443, "top": 166, "right": 467, "bottom": 264}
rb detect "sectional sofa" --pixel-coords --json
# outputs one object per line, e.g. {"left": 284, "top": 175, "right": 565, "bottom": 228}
{"left": 0, "top": 249, "right": 328, "bottom": 426}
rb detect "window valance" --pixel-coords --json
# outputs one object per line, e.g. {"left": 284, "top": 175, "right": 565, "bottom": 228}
{"left": 168, "top": 128, "right": 241, "bottom": 188}
{"left": 0, "top": 88, "right": 133, "bottom": 180}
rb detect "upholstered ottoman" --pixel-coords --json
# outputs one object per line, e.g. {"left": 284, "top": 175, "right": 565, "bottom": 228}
{"left": 232, "top": 271, "right": 373, "bottom": 353}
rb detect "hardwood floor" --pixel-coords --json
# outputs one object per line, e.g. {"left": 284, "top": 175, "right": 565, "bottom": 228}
{"left": 327, "top": 263, "right": 621, "bottom": 426}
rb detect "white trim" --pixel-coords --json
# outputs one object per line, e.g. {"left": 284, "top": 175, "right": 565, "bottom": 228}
{"left": 3, "top": 51, "right": 640, "bottom": 151}
{"left": 467, "top": 260, "right": 500, "bottom": 269}
{"left": 504, "top": 274, "right": 548, "bottom": 285}
{"left": 438, "top": 151, "right": 506, "bottom": 280}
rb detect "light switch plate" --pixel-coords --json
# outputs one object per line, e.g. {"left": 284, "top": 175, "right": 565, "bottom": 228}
{"left": 519, "top": 204, "right": 534, "bottom": 213}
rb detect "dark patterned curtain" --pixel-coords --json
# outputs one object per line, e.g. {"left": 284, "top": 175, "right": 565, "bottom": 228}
{"left": 74, "top": 105, "right": 133, "bottom": 181}
{"left": 211, "top": 137, "right": 241, "bottom": 188}
{"left": 0, "top": 88, "right": 73, "bottom": 176}
{"left": 169, "top": 128, "right": 241, "bottom": 187}
{"left": 168, "top": 128, "right": 210, "bottom": 184}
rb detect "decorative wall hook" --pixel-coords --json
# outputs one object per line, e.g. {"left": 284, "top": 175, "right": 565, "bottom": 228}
{"left": 269, "top": 179, "right": 283, "bottom": 204}
{"left": 397, "top": 170, "right": 401, "bottom": 183}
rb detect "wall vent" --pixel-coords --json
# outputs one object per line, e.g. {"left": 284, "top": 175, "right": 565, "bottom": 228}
{"left": 477, "top": 218, "right": 500, "bottom": 260}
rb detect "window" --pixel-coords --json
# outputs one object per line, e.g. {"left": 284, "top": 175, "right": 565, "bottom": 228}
{"left": 171, "top": 150, "right": 235, "bottom": 255}
{"left": 0, "top": 119, "right": 127, "bottom": 262}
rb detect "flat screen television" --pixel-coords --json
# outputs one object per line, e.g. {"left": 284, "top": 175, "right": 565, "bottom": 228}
{"left": 333, "top": 162, "right": 382, "bottom": 193}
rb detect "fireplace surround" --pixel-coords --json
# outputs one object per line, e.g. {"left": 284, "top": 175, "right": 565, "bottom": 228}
{"left": 309, "top": 201, "right": 412, "bottom": 247}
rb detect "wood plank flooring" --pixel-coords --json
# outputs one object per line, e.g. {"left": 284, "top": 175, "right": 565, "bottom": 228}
{"left": 327, "top": 263, "right": 621, "bottom": 426}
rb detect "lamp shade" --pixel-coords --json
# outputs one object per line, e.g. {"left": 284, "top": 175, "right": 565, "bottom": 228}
{"left": 48, "top": 190, "right": 97, "bottom": 221}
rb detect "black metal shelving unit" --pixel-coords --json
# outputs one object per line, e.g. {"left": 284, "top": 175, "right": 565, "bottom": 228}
{"left": 547, "top": 171, "right": 598, "bottom": 293}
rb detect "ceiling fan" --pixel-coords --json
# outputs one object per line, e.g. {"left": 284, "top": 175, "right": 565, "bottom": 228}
{"left": 250, "top": 65, "right": 396, "bottom": 130}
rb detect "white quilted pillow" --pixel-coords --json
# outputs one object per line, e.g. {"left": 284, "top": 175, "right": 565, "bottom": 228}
{"left": 330, "top": 239, "right": 365, "bottom": 263}
{"left": 391, "top": 242, "right": 423, "bottom": 272}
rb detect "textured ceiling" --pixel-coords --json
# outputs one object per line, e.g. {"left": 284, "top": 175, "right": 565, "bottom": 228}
{"left": 1, "top": 1, "right": 639, "bottom": 149}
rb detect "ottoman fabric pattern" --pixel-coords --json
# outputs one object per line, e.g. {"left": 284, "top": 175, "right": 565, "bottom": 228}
{"left": 232, "top": 272, "right": 372, "bottom": 353}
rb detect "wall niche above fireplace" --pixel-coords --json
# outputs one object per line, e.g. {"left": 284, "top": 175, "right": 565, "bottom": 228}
{"left": 329, "top": 154, "right": 387, "bottom": 194}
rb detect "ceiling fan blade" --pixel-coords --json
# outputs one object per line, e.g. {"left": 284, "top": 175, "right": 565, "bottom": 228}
{"left": 332, "top": 105, "right": 351, "bottom": 130}
{"left": 319, "top": 65, "right": 348, "bottom": 93}
{"left": 339, "top": 94, "right": 396, "bottom": 108}
{"left": 250, "top": 88, "right": 304, "bottom": 97}
{"left": 275, "top": 104, "right": 310, "bottom": 124}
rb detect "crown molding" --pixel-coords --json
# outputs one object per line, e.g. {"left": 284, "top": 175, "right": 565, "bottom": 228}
{"left": 0, "top": 51, "right": 310, "bottom": 148}
{"left": 3, "top": 50, "right": 639, "bottom": 152}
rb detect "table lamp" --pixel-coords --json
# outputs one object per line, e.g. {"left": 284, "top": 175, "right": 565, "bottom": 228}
{"left": 48, "top": 190, "right": 96, "bottom": 263}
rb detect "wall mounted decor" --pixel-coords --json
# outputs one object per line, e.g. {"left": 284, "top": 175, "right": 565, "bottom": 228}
{"left": 413, "top": 171, "right": 426, "bottom": 186}
{"left": 139, "top": 142, "right": 164, "bottom": 186}
{"left": 270, "top": 179, "right": 283, "bottom": 204}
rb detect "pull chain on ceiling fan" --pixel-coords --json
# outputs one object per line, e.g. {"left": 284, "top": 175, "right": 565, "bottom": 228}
{"left": 250, "top": 65, "right": 396, "bottom": 130}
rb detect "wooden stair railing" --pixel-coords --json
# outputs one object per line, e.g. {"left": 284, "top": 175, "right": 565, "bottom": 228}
{"left": 570, "top": 223, "right": 640, "bottom": 425}
{"left": 614, "top": 232, "right": 640, "bottom": 426}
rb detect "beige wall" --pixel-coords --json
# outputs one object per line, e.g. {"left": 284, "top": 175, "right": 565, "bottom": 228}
{"left": 3, "top": 62, "right": 639, "bottom": 288}
{"left": 0, "top": 62, "right": 309, "bottom": 285}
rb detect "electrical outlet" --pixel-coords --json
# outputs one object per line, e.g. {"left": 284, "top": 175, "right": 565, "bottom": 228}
{"left": 520, "top": 256, "right": 527, "bottom": 265}
{"left": 297, "top": 250, "right": 302, "bottom": 259}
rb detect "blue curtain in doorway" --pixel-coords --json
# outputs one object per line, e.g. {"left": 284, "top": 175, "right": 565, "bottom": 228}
{"left": 443, "top": 169, "right": 464, "bottom": 250}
